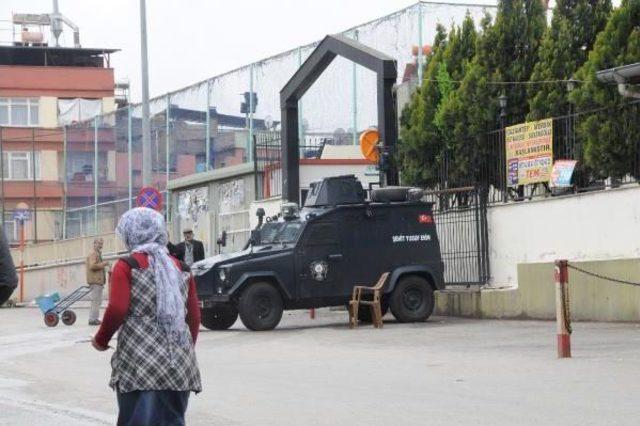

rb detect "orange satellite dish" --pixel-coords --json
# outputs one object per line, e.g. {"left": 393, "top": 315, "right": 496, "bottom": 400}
{"left": 360, "top": 129, "right": 380, "bottom": 162}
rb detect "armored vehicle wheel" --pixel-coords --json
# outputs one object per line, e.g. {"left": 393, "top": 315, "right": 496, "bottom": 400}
{"left": 44, "top": 312, "right": 59, "bottom": 327}
{"left": 61, "top": 310, "right": 77, "bottom": 326}
{"left": 390, "top": 275, "right": 434, "bottom": 323}
{"left": 357, "top": 300, "right": 389, "bottom": 323}
{"left": 238, "top": 282, "right": 283, "bottom": 331}
{"left": 201, "top": 304, "right": 238, "bottom": 330}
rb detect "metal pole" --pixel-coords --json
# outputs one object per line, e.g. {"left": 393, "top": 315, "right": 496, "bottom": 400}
{"left": 62, "top": 126, "right": 67, "bottom": 239}
{"left": 555, "top": 259, "right": 571, "bottom": 358}
{"left": 165, "top": 95, "right": 171, "bottom": 219}
{"left": 249, "top": 64, "right": 255, "bottom": 163}
{"left": 19, "top": 220, "right": 24, "bottom": 303}
{"left": 206, "top": 79, "right": 211, "bottom": 171}
{"left": 0, "top": 127, "right": 4, "bottom": 231}
{"left": 31, "top": 128, "right": 37, "bottom": 243}
{"left": 128, "top": 106, "right": 133, "bottom": 209}
{"left": 352, "top": 30, "right": 358, "bottom": 145}
{"left": 166, "top": 95, "right": 170, "bottom": 185}
{"left": 297, "top": 47, "right": 304, "bottom": 144}
{"left": 417, "top": 2, "right": 424, "bottom": 83}
{"left": 94, "top": 116, "right": 99, "bottom": 235}
{"left": 140, "top": 0, "right": 152, "bottom": 186}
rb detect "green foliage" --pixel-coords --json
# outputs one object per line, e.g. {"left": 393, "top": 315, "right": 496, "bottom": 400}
{"left": 397, "top": 25, "right": 448, "bottom": 187}
{"left": 438, "top": 61, "right": 496, "bottom": 185}
{"left": 476, "top": 0, "right": 547, "bottom": 123}
{"left": 436, "top": 0, "right": 546, "bottom": 186}
{"left": 397, "top": 17, "right": 478, "bottom": 187}
{"left": 570, "top": 0, "right": 640, "bottom": 179}
{"left": 434, "top": 62, "right": 453, "bottom": 132}
{"left": 528, "top": 0, "right": 612, "bottom": 120}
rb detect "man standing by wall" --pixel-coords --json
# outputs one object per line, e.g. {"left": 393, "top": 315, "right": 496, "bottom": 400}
{"left": 86, "top": 238, "right": 109, "bottom": 325}
{"left": 175, "top": 229, "right": 205, "bottom": 267}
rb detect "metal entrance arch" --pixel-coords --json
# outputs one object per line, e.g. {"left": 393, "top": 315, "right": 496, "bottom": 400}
{"left": 280, "top": 34, "right": 398, "bottom": 202}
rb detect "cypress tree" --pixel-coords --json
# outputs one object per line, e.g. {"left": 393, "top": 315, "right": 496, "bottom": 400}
{"left": 570, "top": 0, "right": 640, "bottom": 180}
{"left": 397, "top": 24, "right": 448, "bottom": 187}
{"left": 437, "top": 1, "right": 546, "bottom": 187}
{"left": 528, "top": 0, "right": 612, "bottom": 120}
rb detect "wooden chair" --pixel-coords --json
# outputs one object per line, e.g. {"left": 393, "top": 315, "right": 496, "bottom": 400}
{"left": 348, "top": 272, "right": 389, "bottom": 329}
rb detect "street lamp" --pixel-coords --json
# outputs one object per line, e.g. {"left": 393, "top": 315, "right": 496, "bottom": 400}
{"left": 498, "top": 94, "right": 509, "bottom": 202}
{"left": 566, "top": 78, "right": 577, "bottom": 161}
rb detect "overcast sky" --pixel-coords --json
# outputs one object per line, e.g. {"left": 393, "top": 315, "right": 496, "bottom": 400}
{"left": 1, "top": 0, "right": 430, "bottom": 102}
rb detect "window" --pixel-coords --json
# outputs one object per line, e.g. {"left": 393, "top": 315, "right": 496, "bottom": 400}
{"left": 2, "top": 152, "right": 41, "bottom": 180}
{"left": 0, "top": 98, "right": 39, "bottom": 126}
{"left": 66, "top": 152, "right": 107, "bottom": 182}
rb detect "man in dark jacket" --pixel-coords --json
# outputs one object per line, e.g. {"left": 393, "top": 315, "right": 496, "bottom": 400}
{"left": 0, "top": 230, "right": 18, "bottom": 305}
{"left": 175, "top": 229, "right": 205, "bottom": 267}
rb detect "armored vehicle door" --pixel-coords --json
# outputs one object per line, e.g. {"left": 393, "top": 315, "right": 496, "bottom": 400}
{"left": 295, "top": 221, "right": 344, "bottom": 300}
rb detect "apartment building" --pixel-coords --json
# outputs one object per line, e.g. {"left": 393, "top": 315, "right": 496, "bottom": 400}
{"left": 0, "top": 40, "right": 118, "bottom": 244}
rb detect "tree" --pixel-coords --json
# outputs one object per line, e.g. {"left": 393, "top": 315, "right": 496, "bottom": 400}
{"left": 438, "top": 61, "right": 497, "bottom": 187}
{"left": 528, "top": 0, "right": 612, "bottom": 120}
{"left": 476, "top": 0, "right": 546, "bottom": 124}
{"left": 570, "top": 0, "right": 640, "bottom": 180}
{"left": 397, "top": 24, "right": 448, "bottom": 187}
{"left": 434, "top": 1, "right": 545, "bottom": 188}
{"left": 398, "top": 16, "right": 478, "bottom": 187}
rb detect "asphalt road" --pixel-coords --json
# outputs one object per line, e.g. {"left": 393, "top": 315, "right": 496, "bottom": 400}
{"left": 1, "top": 307, "right": 639, "bottom": 425}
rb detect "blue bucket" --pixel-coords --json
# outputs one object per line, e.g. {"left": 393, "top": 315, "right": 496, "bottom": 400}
{"left": 35, "top": 293, "right": 60, "bottom": 314}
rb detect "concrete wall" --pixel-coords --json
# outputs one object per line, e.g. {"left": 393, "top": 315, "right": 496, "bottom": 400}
{"left": 299, "top": 162, "right": 379, "bottom": 189}
{"left": 102, "top": 96, "right": 116, "bottom": 114}
{"left": 249, "top": 197, "right": 283, "bottom": 229}
{"left": 11, "top": 232, "right": 123, "bottom": 266}
{"left": 488, "top": 185, "right": 640, "bottom": 287}
{"left": 169, "top": 163, "right": 256, "bottom": 256}
{"left": 40, "top": 150, "right": 58, "bottom": 180}
{"left": 436, "top": 258, "right": 640, "bottom": 322}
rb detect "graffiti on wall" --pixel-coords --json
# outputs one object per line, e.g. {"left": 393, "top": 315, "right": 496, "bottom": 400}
{"left": 178, "top": 187, "right": 209, "bottom": 227}
{"left": 219, "top": 179, "right": 245, "bottom": 214}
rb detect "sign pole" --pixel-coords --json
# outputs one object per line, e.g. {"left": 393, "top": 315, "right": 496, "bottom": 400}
{"left": 555, "top": 259, "right": 571, "bottom": 358}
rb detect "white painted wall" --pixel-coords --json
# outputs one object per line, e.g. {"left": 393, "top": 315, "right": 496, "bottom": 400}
{"left": 300, "top": 163, "right": 379, "bottom": 189}
{"left": 249, "top": 197, "right": 283, "bottom": 229}
{"left": 102, "top": 97, "right": 116, "bottom": 114}
{"left": 40, "top": 150, "right": 58, "bottom": 180}
{"left": 488, "top": 185, "right": 640, "bottom": 287}
{"left": 38, "top": 96, "right": 58, "bottom": 128}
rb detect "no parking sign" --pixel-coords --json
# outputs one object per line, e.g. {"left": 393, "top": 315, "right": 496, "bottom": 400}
{"left": 136, "top": 187, "right": 164, "bottom": 212}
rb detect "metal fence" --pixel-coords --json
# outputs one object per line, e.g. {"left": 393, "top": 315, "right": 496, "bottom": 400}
{"left": 1, "top": 2, "right": 493, "bottom": 245}
{"left": 429, "top": 99, "right": 640, "bottom": 205}
{"left": 423, "top": 187, "right": 489, "bottom": 286}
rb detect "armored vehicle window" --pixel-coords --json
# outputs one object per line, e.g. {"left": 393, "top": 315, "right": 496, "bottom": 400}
{"left": 259, "top": 222, "right": 302, "bottom": 244}
{"left": 304, "top": 222, "right": 338, "bottom": 245}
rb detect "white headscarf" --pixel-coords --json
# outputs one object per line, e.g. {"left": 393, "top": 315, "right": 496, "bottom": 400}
{"left": 116, "top": 207, "right": 188, "bottom": 345}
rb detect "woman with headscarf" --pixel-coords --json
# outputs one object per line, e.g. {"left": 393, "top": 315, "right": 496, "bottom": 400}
{"left": 92, "top": 207, "right": 202, "bottom": 426}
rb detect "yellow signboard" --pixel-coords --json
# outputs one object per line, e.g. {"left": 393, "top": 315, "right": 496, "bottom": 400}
{"left": 505, "top": 118, "right": 553, "bottom": 186}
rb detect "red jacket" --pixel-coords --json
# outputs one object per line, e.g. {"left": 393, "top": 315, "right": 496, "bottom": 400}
{"left": 94, "top": 252, "right": 200, "bottom": 348}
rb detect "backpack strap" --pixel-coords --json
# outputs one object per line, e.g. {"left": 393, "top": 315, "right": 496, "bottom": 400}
{"left": 120, "top": 256, "right": 141, "bottom": 270}
{"left": 121, "top": 255, "right": 190, "bottom": 272}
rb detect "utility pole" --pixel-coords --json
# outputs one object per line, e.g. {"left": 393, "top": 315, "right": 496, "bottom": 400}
{"left": 140, "top": 0, "right": 152, "bottom": 186}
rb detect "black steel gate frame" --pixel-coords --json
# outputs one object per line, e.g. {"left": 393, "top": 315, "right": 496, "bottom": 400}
{"left": 424, "top": 186, "right": 490, "bottom": 287}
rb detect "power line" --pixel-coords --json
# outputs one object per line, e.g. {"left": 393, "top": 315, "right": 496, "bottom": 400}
{"left": 422, "top": 78, "right": 588, "bottom": 86}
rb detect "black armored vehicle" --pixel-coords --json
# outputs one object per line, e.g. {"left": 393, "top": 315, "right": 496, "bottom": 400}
{"left": 192, "top": 175, "right": 444, "bottom": 331}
